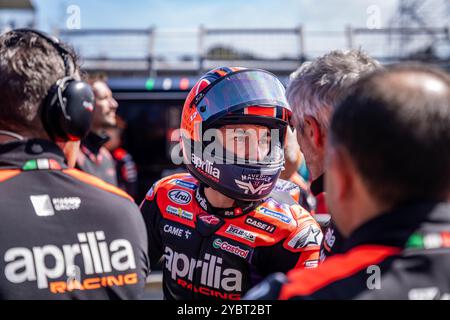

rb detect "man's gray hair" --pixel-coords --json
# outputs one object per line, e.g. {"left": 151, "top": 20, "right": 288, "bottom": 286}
{"left": 287, "top": 49, "right": 381, "bottom": 132}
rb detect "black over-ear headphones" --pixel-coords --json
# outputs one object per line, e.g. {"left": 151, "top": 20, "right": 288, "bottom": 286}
{"left": 14, "top": 28, "right": 95, "bottom": 141}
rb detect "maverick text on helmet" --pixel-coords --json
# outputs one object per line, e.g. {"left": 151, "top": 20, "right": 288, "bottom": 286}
{"left": 180, "top": 67, "right": 292, "bottom": 201}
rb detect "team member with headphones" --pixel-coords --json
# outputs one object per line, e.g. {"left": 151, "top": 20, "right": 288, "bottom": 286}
{"left": 0, "top": 29, "right": 149, "bottom": 299}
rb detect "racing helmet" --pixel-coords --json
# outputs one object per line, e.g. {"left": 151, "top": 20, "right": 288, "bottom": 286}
{"left": 180, "top": 67, "right": 292, "bottom": 201}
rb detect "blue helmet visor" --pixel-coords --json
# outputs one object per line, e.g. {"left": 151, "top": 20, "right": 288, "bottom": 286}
{"left": 193, "top": 69, "right": 290, "bottom": 123}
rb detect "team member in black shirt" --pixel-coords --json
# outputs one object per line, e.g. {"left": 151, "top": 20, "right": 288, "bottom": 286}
{"left": 246, "top": 63, "right": 450, "bottom": 300}
{"left": 0, "top": 29, "right": 149, "bottom": 299}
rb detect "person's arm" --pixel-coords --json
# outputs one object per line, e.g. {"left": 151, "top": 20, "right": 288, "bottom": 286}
{"left": 253, "top": 205, "right": 322, "bottom": 275}
{"left": 245, "top": 209, "right": 322, "bottom": 300}
{"left": 139, "top": 185, "right": 164, "bottom": 270}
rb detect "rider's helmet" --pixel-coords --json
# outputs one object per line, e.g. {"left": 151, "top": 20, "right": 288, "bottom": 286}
{"left": 180, "top": 67, "right": 292, "bottom": 201}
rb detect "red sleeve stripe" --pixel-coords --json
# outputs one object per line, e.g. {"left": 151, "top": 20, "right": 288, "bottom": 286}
{"left": 0, "top": 170, "right": 21, "bottom": 182}
{"left": 279, "top": 245, "right": 401, "bottom": 299}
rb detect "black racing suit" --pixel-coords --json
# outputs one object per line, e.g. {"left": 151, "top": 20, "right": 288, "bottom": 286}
{"left": 140, "top": 173, "right": 322, "bottom": 300}
{"left": 244, "top": 201, "right": 450, "bottom": 300}
{"left": 0, "top": 139, "right": 149, "bottom": 299}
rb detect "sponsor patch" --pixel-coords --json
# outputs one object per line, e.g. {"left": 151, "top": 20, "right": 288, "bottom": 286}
{"left": 166, "top": 205, "right": 194, "bottom": 221}
{"left": 52, "top": 197, "right": 81, "bottom": 211}
{"left": 225, "top": 225, "right": 257, "bottom": 243}
{"left": 195, "top": 190, "right": 208, "bottom": 211}
{"left": 174, "top": 179, "right": 197, "bottom": 190}
{"left": 30, "top": 195, "right": 54, "bottom": 217}
{"left": 213, "top": 238, "right": 250, "bottom": 259}
{"left": 287, "top": 225, "right": 322, "bottom": 250}
{"left": 168, "top": 189, "right": 192, "bottom": 205}
{"left": 245, "top": 216, "right": 276, "bottom": 233}
{"left": 256, "top": 206, "right": 292, "bottom": 224}
{"left": 198, "top": 214, "right": 221, "bottom": 225}
{"left": 30, "top": 195, "right": 81, "bottom": 216}
{"left": 223, "top": 210, "right": 234, "bottom": 216}
{"left": 304, "top": 260, "right": 319, "bottom": 269}
{"left": 163, "top": 224, "right": 192, "bottom": 239}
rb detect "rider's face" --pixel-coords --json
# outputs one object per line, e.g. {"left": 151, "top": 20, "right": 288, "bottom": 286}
{"left": 217, "top": 124, "right": 271, "bottom": 162}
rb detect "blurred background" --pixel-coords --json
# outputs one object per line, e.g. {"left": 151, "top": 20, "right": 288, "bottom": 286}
{"left": 1, "top": 0, "right": 449, "bottom": 299}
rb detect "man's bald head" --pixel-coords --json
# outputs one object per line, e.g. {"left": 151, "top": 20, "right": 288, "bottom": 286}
{"left": 329, "top": 63, "right": 450, "bottom": 207}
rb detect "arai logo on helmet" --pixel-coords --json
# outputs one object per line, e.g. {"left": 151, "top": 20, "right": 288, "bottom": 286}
{"left": 191, "top": 153, "right": 220, "bottom": 180}
{"left": 168, "top": 189, "right": 192, "bottom": 205}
